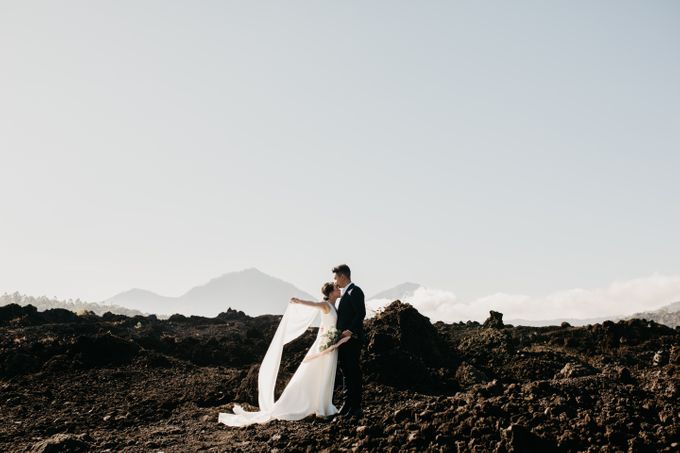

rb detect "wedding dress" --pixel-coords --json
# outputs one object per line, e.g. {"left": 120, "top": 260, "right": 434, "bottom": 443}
{"left": 218, "top": 300, "right": 339, "bottom": 426}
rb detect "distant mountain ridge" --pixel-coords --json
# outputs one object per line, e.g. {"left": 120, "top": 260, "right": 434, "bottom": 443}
{"left": 7, "top": 275, "right": 679, "bottom": 327}
{"left": 104, "top": 268, "right": 316, "bottom": 317}
{"left": 507, "top": 301, "right": 680, "bottom": 328}
{"left": 0, "top": 292, "right": 146, "bottom": 317}
{"left": 505, "top": 315, "right": 612, "bottom": 327}
{"left": 365, "top": 282, "right": 424, "bottom": 318}
{"left": 627, "top": 301, "right": 680, "bottom": 328}
{"left": 369, "top": 282, "right": 423, "bottom": 301}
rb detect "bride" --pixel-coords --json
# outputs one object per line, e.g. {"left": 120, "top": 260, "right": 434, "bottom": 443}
{"left": 218, "top": 282, "right": 343, "bottom": 426}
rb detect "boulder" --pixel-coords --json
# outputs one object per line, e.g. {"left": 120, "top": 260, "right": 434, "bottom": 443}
{"left": 483, "top": 311, "right": 504, "bottom": 329}
{"left": 362, "top": 301, "right": 458, "bottom": 393}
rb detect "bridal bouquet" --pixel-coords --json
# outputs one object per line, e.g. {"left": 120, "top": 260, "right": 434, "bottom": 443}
{"left": 304, "top": 328, "right": 350, "bottom": 362}
{"left": 319, "top": 327, "right": 341, "bottom": 352}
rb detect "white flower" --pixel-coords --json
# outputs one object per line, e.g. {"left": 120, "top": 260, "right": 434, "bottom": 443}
{"left": 319, "top": 327, "right": 340, "bottom": 351}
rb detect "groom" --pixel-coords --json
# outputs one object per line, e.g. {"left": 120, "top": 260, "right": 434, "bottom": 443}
{"left": 333, "top": 264, "right": 366, "bottom": 419}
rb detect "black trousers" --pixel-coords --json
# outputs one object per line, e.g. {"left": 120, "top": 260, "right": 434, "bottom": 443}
{"left": 338, "top": 337, "right": 362, "bottom": 409}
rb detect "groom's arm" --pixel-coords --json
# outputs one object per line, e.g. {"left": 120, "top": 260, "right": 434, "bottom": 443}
{"left": 346, "top": 287, "right": 366, "bottom": 336}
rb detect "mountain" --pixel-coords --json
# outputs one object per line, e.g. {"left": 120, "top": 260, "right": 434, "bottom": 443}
{"left": 104, "top": 268, "right": 316, "bottom": 317}
{"left": 366, "top": 282, "right": 425, "bottom": 318}
{"left": 504, "top": 316, "right": 612, "bottom": 327}
{"left": 507, "top": 301, "right": 680, "bottom": 328}
{"left": 369, "top": 282, "right": 423, "bottom": 301}
{"left": 626, "top": 301, "right": 680, "bottom": 327}
{"left": 104, "top": 289, "right": 176, "bottom": 316}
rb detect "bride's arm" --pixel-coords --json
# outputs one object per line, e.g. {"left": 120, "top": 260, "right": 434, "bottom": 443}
{"left": 290, "top": 298, "right": 330, "bottom": 314}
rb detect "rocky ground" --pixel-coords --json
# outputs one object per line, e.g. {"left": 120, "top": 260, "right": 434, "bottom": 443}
{"left": 0, "top": 301, "right": 678, "bottom": 452}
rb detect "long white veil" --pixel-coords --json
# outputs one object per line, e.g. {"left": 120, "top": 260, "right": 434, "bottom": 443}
{"left": 218, "top": 301, "right": 321, "bottom": 426}
{"left": 258, "top": 302, "right": 320, "bottom": 411}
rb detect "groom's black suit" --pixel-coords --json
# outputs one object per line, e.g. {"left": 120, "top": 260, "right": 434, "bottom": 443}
{"left": 336, "top": 282, "right": 366, "bottom": 413}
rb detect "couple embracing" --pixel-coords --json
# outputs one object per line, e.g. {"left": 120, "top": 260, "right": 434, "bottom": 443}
{"left": 218, "top": 264, "right": 366, "bottom": 426}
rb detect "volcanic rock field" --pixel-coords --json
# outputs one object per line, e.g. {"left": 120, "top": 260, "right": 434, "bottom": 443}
{"left": 0, "top": 301, "right": 678, "bottom": 452}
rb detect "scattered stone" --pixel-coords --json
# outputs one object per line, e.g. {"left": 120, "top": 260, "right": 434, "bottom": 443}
{"left": 554, "top": 362, "right": 594, "bottom": 379}
{"left": 29, "top": 434, "right": 90, "bottom": 453}
{"left": 653, "top": 349, "right": 669, "bottom": 366}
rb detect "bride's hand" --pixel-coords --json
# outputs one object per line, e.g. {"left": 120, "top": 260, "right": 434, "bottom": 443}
{"left": 289, "top": 297, "right": 299, "bottom": 304}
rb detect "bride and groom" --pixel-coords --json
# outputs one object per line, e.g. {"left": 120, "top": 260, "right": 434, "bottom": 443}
{"left": 218, "top": 264, "right": 366, "bottom": 426}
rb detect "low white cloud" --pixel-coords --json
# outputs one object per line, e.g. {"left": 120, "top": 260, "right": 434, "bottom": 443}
{"left": 368, "top": 273, "right": 680, "bottom": 323}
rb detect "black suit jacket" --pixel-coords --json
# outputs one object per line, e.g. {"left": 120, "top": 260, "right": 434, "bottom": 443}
{"left": 336, "top": 283, "right": 366, "bottom": 340}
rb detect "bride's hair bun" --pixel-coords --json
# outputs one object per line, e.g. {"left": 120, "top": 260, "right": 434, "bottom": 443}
{"left": 321, "top": 282, "right": 335, "bottom": 301}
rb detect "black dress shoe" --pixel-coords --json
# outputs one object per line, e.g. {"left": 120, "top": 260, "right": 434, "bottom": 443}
{"left": 345, "top": 407, "right": 363, "bottom": 418}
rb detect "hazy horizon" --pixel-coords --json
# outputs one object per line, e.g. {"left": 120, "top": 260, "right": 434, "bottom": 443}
{"left": 2, "top": 267, "right": 680, "bottom": 323}
{"left": 2, "top": 2, "right": 679, "bottom": 321}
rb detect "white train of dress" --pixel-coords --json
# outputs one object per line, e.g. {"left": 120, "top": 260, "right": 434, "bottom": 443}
{"left": 218, "top": 301, "right": 338, "bottom": 426}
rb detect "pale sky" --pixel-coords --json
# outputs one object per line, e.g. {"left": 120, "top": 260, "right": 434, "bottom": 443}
{"left": 1, "top": 2, "right": 679, "bottom": 318}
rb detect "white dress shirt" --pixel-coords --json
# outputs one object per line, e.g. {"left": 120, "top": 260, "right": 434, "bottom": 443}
{"left": 340, "top": 282, "right": 353, "bottom": 297}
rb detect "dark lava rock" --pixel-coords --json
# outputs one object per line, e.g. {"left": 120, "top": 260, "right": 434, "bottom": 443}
{"left": 0, "top": 303, "right": 30, "bottom": 322}
{"left": 554, "top": 362, "right": 596, "bottom": 379}
{"left": 671, "top": 344, "right": 680, "bottom": 364}
{"left": 217, "top": 308, "right": 249, "bottom": 321}
{"left": 41, "top": 308, "right": 81, "bottom": 324}
{"left": 70, "top": 333, "right": 140, "bottom": 367}
{"left": 501, "top": 424, "right": 556, "bottom": 452}
{"left": 0, "top": 304, "right": 87, "bottom": 327}
{"left": 0, "top": 301, "right": 678, "bottom": 452}
{"left": 1, "top": 351, "right": 41, "bottom": 376}
{"left": 616, "top": 366, "right": 634, "bottom": 384}
{"left": 367, "top": 301, "right": 450, "bottom": 363}
{"left": 453, "top": 326, "right": 516, "bottom": 376}
{"left": 363, "top": 301, "right": 458, "bottom": 394}
{"left": 29, "top": 433, "right": 91, "bottom": 452}
{"left": 483, "top": 310, "right": 505, "bottom": 329}
{"left": 102, "top": 311, "right": 128, "bottom": 322}
{"left": 653, "top": 349, "right": 669, "bottom": 366}
{"left": 455, "top": 361, "right": 489, "bottom": 387}
{"left": 0, "top": 303, "right": 44, "bottom": 326}
{"left": 168, "top": 313, "right": 188, "bottom": 323}
{"left": 235, "top": 364, "right": 260, "bottom": 405}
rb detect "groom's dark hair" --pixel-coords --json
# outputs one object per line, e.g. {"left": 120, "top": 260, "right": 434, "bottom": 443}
{"left": 332, "top": 264, "right": 351, "bottom": 279}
